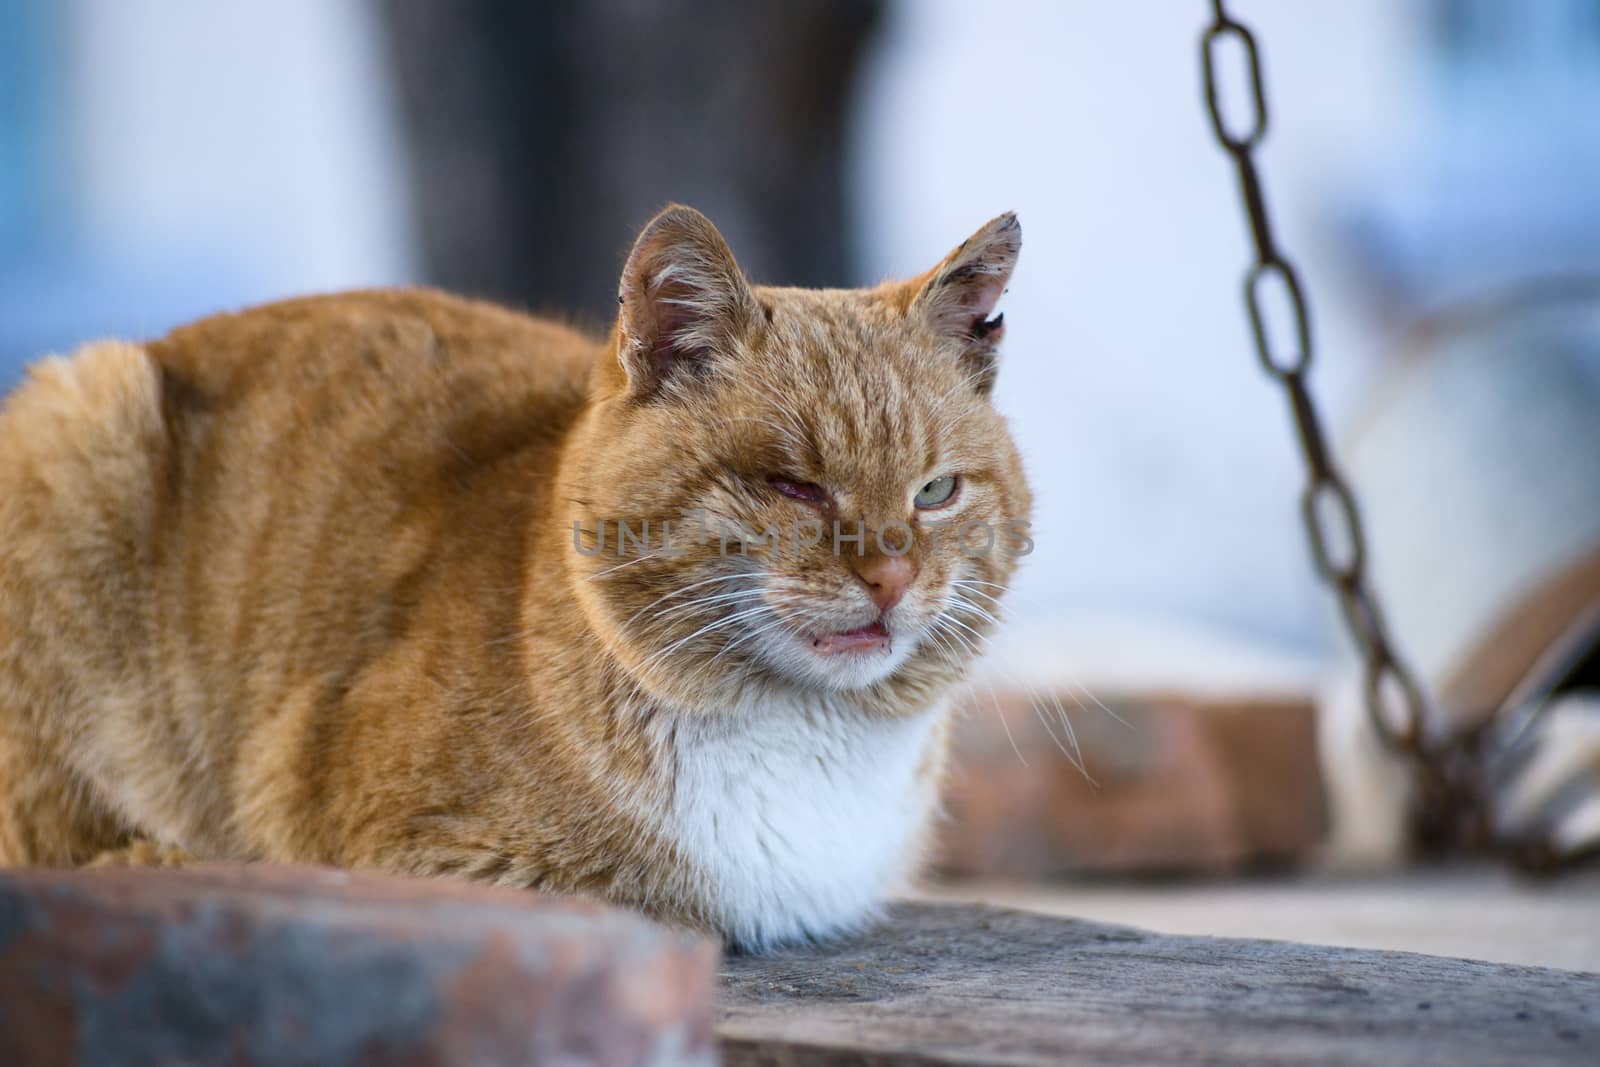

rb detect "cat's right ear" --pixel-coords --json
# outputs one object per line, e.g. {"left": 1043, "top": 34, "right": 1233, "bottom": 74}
{"left": 614, "top": 205, "right": 759, "bottom": 400}
{"left": 907, "top": 212, "right": 1021, "bottom": 395}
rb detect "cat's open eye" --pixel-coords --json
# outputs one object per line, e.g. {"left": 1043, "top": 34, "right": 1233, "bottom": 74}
{"left": 914, "top": 474, "right": 960, "bottom": 510}
{"left": 769, "top": 476, "right": 827, "bottom": 504}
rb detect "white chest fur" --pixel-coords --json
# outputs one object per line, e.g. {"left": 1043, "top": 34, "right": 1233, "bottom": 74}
{"left": 654, "top": 697, "right": 943, "bottom": 951}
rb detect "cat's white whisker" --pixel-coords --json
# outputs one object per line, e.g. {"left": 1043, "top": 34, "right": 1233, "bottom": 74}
{"left": 619, "top": 570, "right": 755, "bottom": 628}
{"left": 929, "top": 612, "right": 1093, "bottom": 781}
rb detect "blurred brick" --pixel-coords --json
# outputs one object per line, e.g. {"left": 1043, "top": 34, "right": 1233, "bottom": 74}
{"left": 0, "top": 863, "right": 717, "bottom": 1067}
{"left": 936, "top": 691, "right": 1327, "bottom": 877}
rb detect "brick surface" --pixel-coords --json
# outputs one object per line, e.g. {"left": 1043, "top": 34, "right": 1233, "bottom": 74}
{"left": 0, "top": 863, "right": 717, "bottom": 1066}
{"left": 937, "top": 690, "right": 1326, "bottom": 876}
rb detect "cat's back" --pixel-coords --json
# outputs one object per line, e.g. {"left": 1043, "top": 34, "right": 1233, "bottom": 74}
{"left": 0, "top": 286, "right": 599, "bottom": 725}
{"left": 148, "top": 287, "right": 599, "bottom": 443}
{"left": 1, "top": 287, "right": 599, "bottom": 580}
{"left": 138, "top": 287, "right": 603, "bottom": 659}
{"left": 136, "top": 287, "right": 602, "bottom": 600}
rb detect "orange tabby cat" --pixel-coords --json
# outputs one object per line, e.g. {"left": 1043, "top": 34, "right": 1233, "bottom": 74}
{"left": 0, "top": 206, "right": 1029, "bottom": 949}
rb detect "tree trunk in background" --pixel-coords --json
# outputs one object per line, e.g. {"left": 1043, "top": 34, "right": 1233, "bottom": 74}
{"left": 381, "top": 0, "right": 883, "bottom": 328}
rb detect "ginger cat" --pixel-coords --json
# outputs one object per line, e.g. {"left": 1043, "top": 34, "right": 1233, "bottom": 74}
{"left": 0, "top": 206, "right": 1030, "bottom": 949}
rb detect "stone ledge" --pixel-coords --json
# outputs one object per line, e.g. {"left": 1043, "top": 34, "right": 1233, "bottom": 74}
{"left": 0, "top": 863, "right": 717, "bottom": 1067}
{"left": 718, "top": 901, "right": 1598, "bottom": 1066}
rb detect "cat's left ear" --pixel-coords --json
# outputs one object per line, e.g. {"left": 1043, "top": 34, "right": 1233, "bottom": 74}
{"left": 615, "top": 205, "right": 761, "bottom": 400}
{"left": 908, "top": 212, "right": 1021, "bottom": 394}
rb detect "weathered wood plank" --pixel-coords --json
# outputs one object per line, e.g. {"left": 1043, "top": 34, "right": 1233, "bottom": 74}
{"left": 718, "top": 902, "right": 1597, "bottom": 1066}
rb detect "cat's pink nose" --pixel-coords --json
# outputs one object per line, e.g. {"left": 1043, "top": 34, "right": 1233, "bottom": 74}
{"left": 852, "top": 554, "right": 917, "bottom": 613}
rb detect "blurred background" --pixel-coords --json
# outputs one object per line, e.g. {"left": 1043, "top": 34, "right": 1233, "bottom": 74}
{"left": 3, "top": 0, "right": 1599, "bottom": 967}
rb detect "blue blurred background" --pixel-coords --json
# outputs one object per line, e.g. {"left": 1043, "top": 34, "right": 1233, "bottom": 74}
{"left": 3, "top": 0, "right": 1598, "bottom": 676}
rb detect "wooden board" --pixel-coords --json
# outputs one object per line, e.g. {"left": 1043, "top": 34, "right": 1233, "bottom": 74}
{"left": 718, "top": 902, "right": 1597, "bottom": 1066}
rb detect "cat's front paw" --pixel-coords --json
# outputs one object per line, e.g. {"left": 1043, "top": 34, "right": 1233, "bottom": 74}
{"left": 87, "top": 840, "right": 196, "bottom": 869}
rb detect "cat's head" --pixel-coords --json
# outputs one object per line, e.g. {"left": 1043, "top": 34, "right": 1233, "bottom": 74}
{"left": 568, "top": 205, "right": 1031, "bottom": 711}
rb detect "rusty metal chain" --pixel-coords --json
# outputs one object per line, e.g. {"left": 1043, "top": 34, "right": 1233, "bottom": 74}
{"left": 1196, "top": 0, "right": 1528, "bottom": 863}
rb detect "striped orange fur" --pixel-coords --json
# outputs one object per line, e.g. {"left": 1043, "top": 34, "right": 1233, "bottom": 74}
{"left": 0, "top": 206, "right": 1030, "bottom": 948}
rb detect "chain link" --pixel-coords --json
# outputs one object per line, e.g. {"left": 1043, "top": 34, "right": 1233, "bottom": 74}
{"left": 1196, "top": 0, "right": 1521, "bottom": 859}
{"left": 1200, "top": 1, "right": 1431, "bottom": 752}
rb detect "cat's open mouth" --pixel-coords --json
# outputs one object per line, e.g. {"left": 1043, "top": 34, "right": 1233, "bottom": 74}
{"left": 809, "top": 619, "right": 891, "bottom": 656}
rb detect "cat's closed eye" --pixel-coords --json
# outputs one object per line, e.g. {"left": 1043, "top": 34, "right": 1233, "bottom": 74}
{"left": 768, "top": 476, "right": 828, "bottom": 504}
